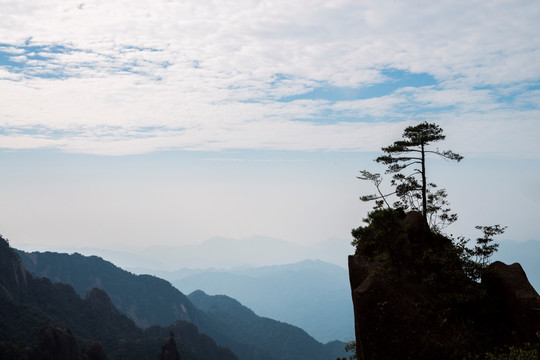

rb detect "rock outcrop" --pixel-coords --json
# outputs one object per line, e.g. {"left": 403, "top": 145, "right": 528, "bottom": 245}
{"left": 349, "top": 210, "right": 540, "bottom": 360}
{"left": 158, "top": 331, "right": 181, "bottom": 360}
{"left": 483, "top": 261, "right": 540, "bottom": 343}
{"left": 85, "top": 287, "right": 118, "bottom": 315}
{"left": 28, "top": 325, "right": 82, "bottom": 360}
{"left": 87, "top": 341, "right": 109, "bottom": 360}
{"left": 27, "top": 326, "right": 110, "bottom": 360}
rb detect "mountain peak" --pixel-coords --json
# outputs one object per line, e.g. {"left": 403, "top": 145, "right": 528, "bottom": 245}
{"left": 85, "top": 287, "right": 118, "bottom": 315}
{"left": 0, "top": 234, "right": 28, "bottom": 301}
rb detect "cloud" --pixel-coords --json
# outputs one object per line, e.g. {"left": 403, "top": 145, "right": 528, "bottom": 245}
{"left": 0, "top": 0, "right": 539, "bottom": 157}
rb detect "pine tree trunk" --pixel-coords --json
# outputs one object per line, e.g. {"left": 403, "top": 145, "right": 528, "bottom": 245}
{"left": 421, "top": 143, "right": 427, "bottom": 221}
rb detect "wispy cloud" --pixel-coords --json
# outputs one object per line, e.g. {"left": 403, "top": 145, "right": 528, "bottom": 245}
{"left": 0, "top": 0, "right": 539, "bottom": 156}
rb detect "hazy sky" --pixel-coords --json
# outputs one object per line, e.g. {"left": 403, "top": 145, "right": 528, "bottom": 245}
{"left": 1, "top": 1, "right": 539, "bottom": 253}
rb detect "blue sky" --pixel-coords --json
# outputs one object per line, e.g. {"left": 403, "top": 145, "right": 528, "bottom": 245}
{"left": 1, "top": 0, "right": 539, "bottom": 259}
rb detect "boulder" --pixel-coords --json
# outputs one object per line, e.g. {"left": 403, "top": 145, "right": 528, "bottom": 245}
{"left": 483, "top": 261, "right": 540, "bottom": 343}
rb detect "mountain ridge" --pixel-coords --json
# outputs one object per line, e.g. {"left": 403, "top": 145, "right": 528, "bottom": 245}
{"left": 161, "top": 259, "right": 355, "bottom": 343}
{"left": 15, "top": 235, "right": 352, "bottom": 270}
{"left": 17, "top": 247, "right": 347, "bottom": 360}
{"left": 1, "top": 234, "right": 236, "bottom": 360}
{"left": 188, "top": 290, "right": 347, "bottom": 360}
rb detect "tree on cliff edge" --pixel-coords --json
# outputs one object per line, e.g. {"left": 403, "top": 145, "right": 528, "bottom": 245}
{"left": 360, "top": 122, "right": 463, "bottom": 231}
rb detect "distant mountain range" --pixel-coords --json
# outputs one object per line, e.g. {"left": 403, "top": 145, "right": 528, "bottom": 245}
{"left": 16, "top": 235, "right": 539, "bottom": 293}
{"left": 10, "top": 232, "right": 538, "bottom": 359}
{"left": 140, "top": 235, "right": 353, "bottom": 269}
{"left": 144, "top": 259, "right": 354, "bottom": 343}
{"left": 17, "top": 235, "right": 353, "bottom": 270}
{"left": 125, "top": 236, "right": 538, "bottom": 293}
{"left": 0, "top": 235, "right": 236, "bottom": 360}
{"left": 15, "top": 234, "right": 538, "bottom": 346}
{"left": 16, "top": 248, "right": 347, "bottom": 360}
{"left": 124, "top": 239, "right": 539, "bottom": 344}
{"left": 188, "top": 290, "right": 347, "bottom": 360}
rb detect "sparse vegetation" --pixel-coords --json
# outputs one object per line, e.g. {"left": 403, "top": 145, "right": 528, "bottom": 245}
{"left": 357, "top": 122, "right": 504, "bottom": 280}
{"left": 359, "top": 122, "right": 462, "bottom": 232}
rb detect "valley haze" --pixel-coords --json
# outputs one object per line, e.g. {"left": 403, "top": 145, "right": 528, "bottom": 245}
{"left": 15, "top": 234, "right": 540, "bottom": 295}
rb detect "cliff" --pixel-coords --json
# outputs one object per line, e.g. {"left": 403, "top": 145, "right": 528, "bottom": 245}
{"left": 0, "top": 236, "right": 28, "bottom": 301}
{"left": 348, "top": 210, "right": 540, "bottom": 360}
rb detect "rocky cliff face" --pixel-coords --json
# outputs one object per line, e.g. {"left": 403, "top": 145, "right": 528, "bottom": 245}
{"left": 0, "top": 237, "right": 28, "bottom": 301}
{"left": 348, "top": 210, "right": 540, "bottom": 360}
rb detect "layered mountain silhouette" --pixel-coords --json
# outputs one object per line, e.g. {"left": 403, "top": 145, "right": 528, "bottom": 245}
{"left": 0, "top": 234, "right": 236, "bottom": 360}
{"left": 17, "top": 250, "right": 199, "bottom": 329}
{"left": 162, "top": 260, "right": 354, "bottom": 342}
{"left": 17, "top": 247, "right": 347, "bottom": 360}
{"left": 35, "top": 235, "right": 352, "bottom": 271}
{"left": 188, "top": 290, "right": 347, "bottom": 360}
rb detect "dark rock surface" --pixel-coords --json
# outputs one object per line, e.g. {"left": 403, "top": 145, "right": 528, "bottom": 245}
{"left": 85, "top": 287, "right": 118, "bottom": 315}
{"left": 87, "top": 341, "right": 109, "bottom": 360}
{"left": 158, "top": 331, "right": 181, "bottom": 360}
{"left": 349, "top": 210, "right": 540, "bottom": 360}
{"left": 28, "top": 325, "right": 82, "bottom": 360}
{"left": 349, "top": 253, "right": 435, "bottom": 360}
{"left": 483, "top": 261, "right": 540, "bottom": 343}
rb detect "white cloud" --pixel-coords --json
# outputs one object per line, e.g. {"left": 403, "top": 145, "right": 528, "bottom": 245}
{"left": 0, "top": 0, "right": 539, "bottom": 157}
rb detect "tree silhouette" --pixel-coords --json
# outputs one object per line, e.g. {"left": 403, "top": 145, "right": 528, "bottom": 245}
{"left": 376, "top": 122, "right": 462, "bottom": 220}
{"left": 360, "top": 122, "right": 463, "bottom": 231}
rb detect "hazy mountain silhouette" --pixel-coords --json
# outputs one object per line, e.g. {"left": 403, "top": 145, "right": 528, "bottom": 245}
{"left": 17, "top": 250, "right": 200, "bottom": 328}
{"left": 166, "top": 260, "right": 354, "bottom": 343}
{"left": 188, "top": 290, "right": 347, "bottom": 360}
{"left": 17, "top": 248, "right": 347, "bottom": 360}
{"left": 0, "top": 235, "right": 237, "bottom": 360}
{"left": 19, "top": 235, "right": 353, "bottom": 271}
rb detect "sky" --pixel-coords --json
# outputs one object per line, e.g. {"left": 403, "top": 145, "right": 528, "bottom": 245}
{"left": 1, "top": 0, "right": 539, "bottom": 263}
